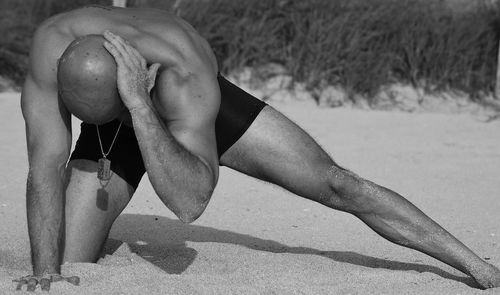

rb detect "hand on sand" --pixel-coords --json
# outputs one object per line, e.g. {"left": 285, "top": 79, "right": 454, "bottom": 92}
{"left": 102, "top": 30, "right": 161, "bottom": 112}
{"left": 13, "top": 273, "right": 80, "bottom": 292}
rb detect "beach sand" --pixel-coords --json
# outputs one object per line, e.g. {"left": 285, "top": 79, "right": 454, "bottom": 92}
{"left": 1, "top": 91, "right": 499, "bottom": 294}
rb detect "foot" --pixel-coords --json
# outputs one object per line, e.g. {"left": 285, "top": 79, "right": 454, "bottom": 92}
{"left": 471, "top": 263, "right": 500, "bottom": 289}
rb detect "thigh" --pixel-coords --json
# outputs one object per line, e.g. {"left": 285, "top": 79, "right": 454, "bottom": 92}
{"left": 220, "top": 105, "right": 337, "bottom": 201}
{"left": 63, "top": 159, "right": 135, "bottom": 263}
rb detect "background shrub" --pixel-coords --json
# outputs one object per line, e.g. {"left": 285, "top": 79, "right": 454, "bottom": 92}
{"left": 0, "top": 0, "right": 110, "bottom": 87}
{"left": 174, "top": 0, "right": 500, "bottom": 100}
{"left": 1, "top": 0, "right": 499, "bottom": 104}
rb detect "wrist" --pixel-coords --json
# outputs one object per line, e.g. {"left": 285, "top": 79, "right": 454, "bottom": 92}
{"left": 128, "top": 102, "right": 153, "bottom": 117}
{"left": 125, "top": 95, "right": 153, "bottom": 114}
{"left": 33, "top": 266, "right": 60, "bottom": 277}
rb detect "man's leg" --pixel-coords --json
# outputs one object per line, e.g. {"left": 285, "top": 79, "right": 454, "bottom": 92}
{"left": 63, "top": 159, "right": 135, "bottom": 263}
{"left": 219, "top": 105, "right": 500, "bottom": 289}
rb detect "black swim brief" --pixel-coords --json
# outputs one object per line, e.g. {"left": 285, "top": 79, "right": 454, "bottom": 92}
{"left": 69, "top": 74, "right": 267, "bottom": 189}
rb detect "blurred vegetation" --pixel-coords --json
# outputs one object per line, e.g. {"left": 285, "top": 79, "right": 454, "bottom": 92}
{"left": 0, "top": 0, "right": 110, "bottom": 87}
{"left": 1, "top": 0, "right": 499, "bottom": 103}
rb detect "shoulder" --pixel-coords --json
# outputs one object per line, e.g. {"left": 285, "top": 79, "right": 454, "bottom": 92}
{"left": 22, "top": 18, "right": 72, "bottom": 115}
{"left": 28, "top": 15, "right": 72, "bottom": 89}
{"left": 154, "top": 68, "right": 220, "bottom": 124}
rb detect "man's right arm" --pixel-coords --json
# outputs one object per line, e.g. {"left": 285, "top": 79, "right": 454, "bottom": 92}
{"left": 21, "top": 24, "right": 72, "bottom": 278}
{"left": 22, "top": 76, "right": 72, "bottom": 276}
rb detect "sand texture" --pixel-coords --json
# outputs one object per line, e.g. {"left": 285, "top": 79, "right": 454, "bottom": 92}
{"left": 1, "top": 92, "right": 499, "bottom": 294}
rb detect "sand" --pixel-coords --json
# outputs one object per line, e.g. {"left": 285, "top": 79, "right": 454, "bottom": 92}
{"left": 1, "top": 91, "right": 499, "bottom": 294}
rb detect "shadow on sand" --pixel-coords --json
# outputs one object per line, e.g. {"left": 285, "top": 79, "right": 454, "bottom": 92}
{"left": 103, "top": 213, "right": 477, "bottom": 288}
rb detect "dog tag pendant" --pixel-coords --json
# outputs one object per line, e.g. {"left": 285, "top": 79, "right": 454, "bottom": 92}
{"left": 97, "top": 158, "right": 111, "bottom": 181}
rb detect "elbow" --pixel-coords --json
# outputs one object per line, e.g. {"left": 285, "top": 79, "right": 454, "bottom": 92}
{"left": 177, "top": 210, "right": 204, "bottom": 224}
{"left": 169, "top": 184, "right": 215, "bottom": 224}
{"left": 155, "top": 163, "right": 217, "bottom": 224}
{"left": 177, "top": 168, "right": 217, "bottom": 223}
{"left": 175, "top": 194, "right": 211, "bottom": 224}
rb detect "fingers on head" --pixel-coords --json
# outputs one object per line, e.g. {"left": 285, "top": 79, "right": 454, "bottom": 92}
{"left": 139, "top": 55, "right": 147, "bottom": 68}
{"left": 103, "top": 41, "right": 123, "bottom": 61}
{"left": 103, "top": 31, "right": 146, "bottom": 68}
{"left": 149, "top": 63, "right": 161, "bottom": 80}
{"left": 151, "top": 63, "right": 161, "bottom": 72}
{"left": 103, "top": 34, "right": 130, "bottom": 64}
{"left": 123, "top": 43, "right": 146, "bottom": 68}
{"left": 105, "top": 41, "right": 146, "bottom": 70}
{"left": 104, "top": 31, "right": 127, "bottom": 51}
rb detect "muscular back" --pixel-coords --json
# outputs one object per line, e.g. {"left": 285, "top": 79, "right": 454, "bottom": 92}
{"left": 35, "top": 6, "right": 221, "bottom": 124}
{"left": 39, "top": 5, "right": 218, "bottom": 76}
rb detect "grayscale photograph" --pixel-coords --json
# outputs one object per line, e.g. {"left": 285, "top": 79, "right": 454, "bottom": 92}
{"left": 0, "top": 0, "right": 499, "bottom": 293}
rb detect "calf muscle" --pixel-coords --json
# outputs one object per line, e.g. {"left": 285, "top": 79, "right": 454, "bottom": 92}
{"left": 324, "top": 168, "right": 489, "bottom": 281}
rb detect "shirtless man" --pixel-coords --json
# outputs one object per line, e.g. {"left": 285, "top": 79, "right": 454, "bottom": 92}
{"left": 17, "top": 5, "right": 500, "bottom": 292}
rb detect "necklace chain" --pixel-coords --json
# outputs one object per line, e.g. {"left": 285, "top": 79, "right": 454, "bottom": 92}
{"left": 95, "top": 121, "right": 123, "bottom": 158}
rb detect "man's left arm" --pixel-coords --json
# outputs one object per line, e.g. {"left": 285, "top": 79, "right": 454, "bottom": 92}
{"left": 103, "top": 31, "right": 219, "bottom": 223}
{"left": 130, "top": 93, "right": 219, "bottom": 223}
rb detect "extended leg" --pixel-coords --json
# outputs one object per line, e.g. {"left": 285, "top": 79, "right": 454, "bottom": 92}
{"left": 220, "top": 105, "right": 500, "bottom": 289}
{"left": 63, "top": 159, "right": 135, "bottom": 263}
{"left": 328, "top": 168, "right": 500, "bottom": 289}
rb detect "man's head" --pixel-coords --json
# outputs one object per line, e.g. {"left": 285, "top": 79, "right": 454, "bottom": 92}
{"left": 57, "top": 34, "right": 124, "bottom": 124}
